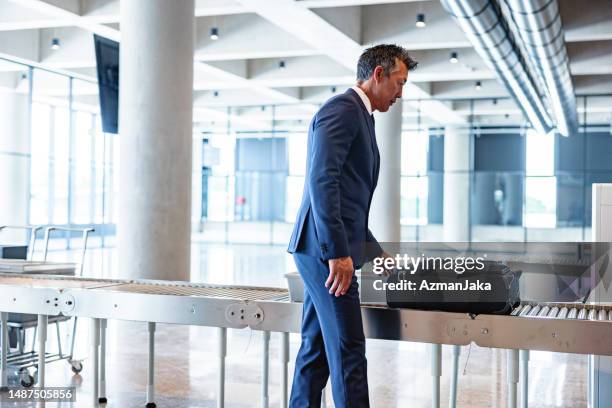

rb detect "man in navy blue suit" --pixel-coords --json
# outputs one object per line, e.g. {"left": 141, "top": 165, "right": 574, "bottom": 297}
{"left": 287, "top": 44, "right": 418, "bottom": 407}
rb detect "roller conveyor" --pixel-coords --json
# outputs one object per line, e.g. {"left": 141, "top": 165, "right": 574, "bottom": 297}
{"left": 511, "top": 301, "right": 612, "bottom": 321}
{"left": 2, "top": 273, "right": 612, "bottom": 408}
{"left": 101, "top": 281, "right": 290, "bottom": 301}
{"left": 1, "top": 273, "right": 612, "bottom": 353}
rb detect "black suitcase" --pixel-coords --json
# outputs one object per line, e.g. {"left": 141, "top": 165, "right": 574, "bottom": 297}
{"left": 385, "top": 260, "right": 521, "bottom": 315}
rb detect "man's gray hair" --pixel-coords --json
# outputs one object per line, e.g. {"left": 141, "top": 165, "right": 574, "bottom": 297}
{"left": 356, "top": 44, "right": 418, "bottom": 83}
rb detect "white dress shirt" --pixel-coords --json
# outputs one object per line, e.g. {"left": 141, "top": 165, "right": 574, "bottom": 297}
{"left": 351, "top": 85, "right": 373, "bottom": 115}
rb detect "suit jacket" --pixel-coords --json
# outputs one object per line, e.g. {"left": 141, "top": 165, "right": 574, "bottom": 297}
{"left": 287, "top": 88, "right": 383, "bottom": 268}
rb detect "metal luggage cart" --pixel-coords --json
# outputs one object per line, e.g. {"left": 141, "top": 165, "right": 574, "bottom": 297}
{"left": 0, "top": 225, "right": 40, "bottom": 261}
{"left": 0, "top": 226, "right": 93, "bottom": 387}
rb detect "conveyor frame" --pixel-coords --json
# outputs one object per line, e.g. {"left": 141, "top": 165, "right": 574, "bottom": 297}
{"left": 1, "top": 273, "right": 611, "bottom": 408}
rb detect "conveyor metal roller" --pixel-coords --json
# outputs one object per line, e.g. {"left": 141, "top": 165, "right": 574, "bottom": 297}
{"left": 528, "top": 305, "right": 541, "bottom": 317}
{"left": 537, "top": 306, "right": 550, "bottom": 317}
{"left": 519, "top": 305, "right": 532, "bottom": 316}
{"left": 511, "top": 305, "right": 523, "bottom": 316}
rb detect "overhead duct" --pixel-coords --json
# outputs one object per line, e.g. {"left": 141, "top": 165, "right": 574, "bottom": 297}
{"left": 441, "top": 0, "right": 554, "bottom": 135}
{"left": 504, "top": 0, "right": 578, "bottom": 137}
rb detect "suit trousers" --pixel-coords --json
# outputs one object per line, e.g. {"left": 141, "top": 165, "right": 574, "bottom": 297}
{"left": 289, "top": 252, "right": 370, "bottom": 408}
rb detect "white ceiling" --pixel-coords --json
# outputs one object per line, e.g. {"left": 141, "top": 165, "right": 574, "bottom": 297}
{"left": 0, "top": 0, "right": 611, "bottom": 127}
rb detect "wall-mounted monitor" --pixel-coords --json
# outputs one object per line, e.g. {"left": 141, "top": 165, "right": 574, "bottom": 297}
{"left": 93, "top": 34, "right": 119, "bottom": 134}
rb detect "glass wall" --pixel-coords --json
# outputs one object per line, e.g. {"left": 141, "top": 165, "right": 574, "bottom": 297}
{"left": 193, "top": 105, "right": 313, "bottom": 244}
{"left": 3, "top": 54, "right": 612, "bottom": 247}
{"left": 0, "top": 57, "right": 117, "bottom": 250}
{"left": 178, "top": 95, "right": 612, "bottom": 244}
{"left": 0, "top": 61, "right": 31, "bottom": 245}
{"left": 192, "top": 97, "right": 593, "bottom": 245}
{"left": 399, "top": 95, "right": 612, "bottom": 242}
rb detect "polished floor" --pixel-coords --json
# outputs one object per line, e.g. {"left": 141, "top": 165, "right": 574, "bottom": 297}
{"left": 3, "top": 242, "right": 589, "bottom": 407}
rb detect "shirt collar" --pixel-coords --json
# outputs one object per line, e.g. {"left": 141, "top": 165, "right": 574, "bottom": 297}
{"left": 351, "top": 85, "right": 373, "bottom": 115}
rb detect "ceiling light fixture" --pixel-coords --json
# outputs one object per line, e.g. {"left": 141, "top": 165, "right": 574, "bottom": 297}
{"left": 416, "top": 13, "right": 426, "bottom": 28}
{"left": 51, "top": 38, "right": 60, "bottom": 50}
{"left": 210, "top": 27, "right": 219, "bottom": 40}
{"left": 449, "top": 51, "right": 458, "bottom": 63}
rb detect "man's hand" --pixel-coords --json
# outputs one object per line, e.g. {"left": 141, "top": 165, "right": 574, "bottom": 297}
{"left": 326, "top": 256, "right": 354, "bottom": 297}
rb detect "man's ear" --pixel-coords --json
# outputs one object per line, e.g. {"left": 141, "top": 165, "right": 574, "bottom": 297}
{"left": 373, "top": 66, "right": 384, "bottom": 84}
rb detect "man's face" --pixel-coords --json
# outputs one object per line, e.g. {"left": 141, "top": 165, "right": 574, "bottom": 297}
{"left": 372, "top": 58, "right": 408, "bottom": 112}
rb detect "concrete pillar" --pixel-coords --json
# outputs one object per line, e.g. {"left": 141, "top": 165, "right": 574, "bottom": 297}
{"left": 443, "top": 126, "right": 471, "bottom": 242}
{"left": 118, "top": 0, "right": 195, "bottom": 280}
{"left": 370, "top": 100, "right": 402, "bottom": 242}
{"left": 0, "top": 91, "right": 30, "bottom": 242}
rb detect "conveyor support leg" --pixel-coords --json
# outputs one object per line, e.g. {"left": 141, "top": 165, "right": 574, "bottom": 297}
{"left": 0, "top": 312, "right": 8, "bottom": 391}
{"left": 99, "top": 319, "right": 108, "bottom": 404}
{"left": 431, "top": 343, "right": 442, "bottom": 408}
{"left": 38, "top": 314, "right": 48, "bottom": 387}
{"left": 91, "top": 318, "right": 100, "bottom": 406}
{"left": 450, "top": 345, "right": 460, "bottom": 408}
{"left": 589, "top": 354, "right": 599, "bottom": 408}
{"left": 280, "top": 332, "right": 289, "bottom": 408}
{"left": 262, "top": 331, "right": 270, "bottom": 408}
{"left": 519, "top": 349, "right": 529, "bottom": 408}
{"left": 218, "top": 327, "right": 227, "bottom": 408}
{"left": 588, "top": 355, "right": 592, "bottom": 408}
{"left": 146, "top": 322, "right": 156, "bottom": 408}
{"left": 507, "top": 349, "right": 519, "bottom": 408}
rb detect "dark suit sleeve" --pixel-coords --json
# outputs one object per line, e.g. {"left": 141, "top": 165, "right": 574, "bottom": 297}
{"left": 307, "top": 100, "right": 358, "bottom": 260}
{"left": 362, "top": 228, "right": 384, "bottom": 264}
{"left": 366, "top": 228, "right": 383, "bottom": 257}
